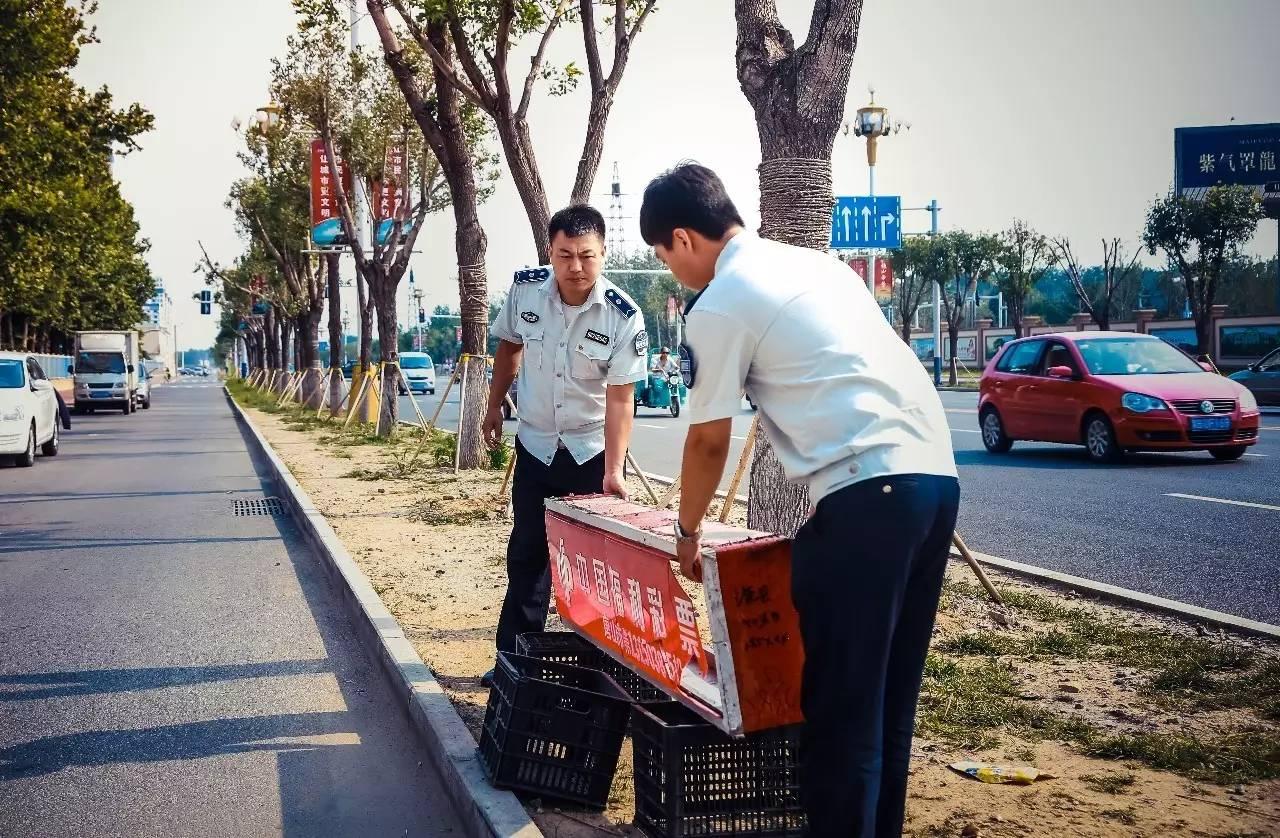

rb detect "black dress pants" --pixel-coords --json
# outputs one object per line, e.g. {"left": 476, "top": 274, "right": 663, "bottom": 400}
{"left": 791, "top": 473, "right": 960, "bottom": 838}
{"left": 494, "top": 438, "right": 605, "bottom": 655}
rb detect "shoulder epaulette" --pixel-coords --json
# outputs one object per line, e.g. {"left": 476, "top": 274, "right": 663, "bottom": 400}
{"left": 604, "top": 288, "right": 636, "bottom": 318}
{"left": 514, "top": 266, "right": 552, "bottom": 284}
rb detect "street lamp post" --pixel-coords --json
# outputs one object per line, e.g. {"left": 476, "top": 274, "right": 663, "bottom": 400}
{"left": 844, "top": 88, "right": 909, "bottom": 300}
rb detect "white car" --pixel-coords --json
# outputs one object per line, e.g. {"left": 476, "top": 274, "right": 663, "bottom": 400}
{"left": 0, "top": 352, "right": 61, "bottom": 467}
{"left": 399, "top": 352, "right": 436, "bottom": 394}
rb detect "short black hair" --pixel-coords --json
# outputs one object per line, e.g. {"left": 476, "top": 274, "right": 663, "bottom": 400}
{"left": 548, "top": 204, "right": 606, "bottom": 245}
{"left": 640, "top": 163, "right": 745, "bottom": 248}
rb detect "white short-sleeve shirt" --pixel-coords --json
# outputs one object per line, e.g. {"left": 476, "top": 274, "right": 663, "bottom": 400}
{"left": 683, "top": 233, "right": 957, "bottom": 502}
{"left": 491, "top": 268, "right": 649, "bottom": 465}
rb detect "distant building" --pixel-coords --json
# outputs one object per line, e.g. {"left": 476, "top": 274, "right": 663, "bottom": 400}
{"left": 138, "top": 281, "right": 177, "bottom": 375}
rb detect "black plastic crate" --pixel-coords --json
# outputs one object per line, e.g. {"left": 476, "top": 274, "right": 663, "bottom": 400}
{"left": 517, "top": 631, "right": 669, "bottom": 704}
{"left": 479, "top": 652, "right": 632, "bottom": 809}
{"left": 632, "top": 702, "right": 805, "bottom": 838}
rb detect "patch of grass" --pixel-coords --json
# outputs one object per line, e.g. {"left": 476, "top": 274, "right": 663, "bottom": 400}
{"left": 1100, "top": 807, "right": 1138, "bottom": 825}
{"left": 1074, "top": 727, "right": 1280, "bottom": 784}
{"left": 1080, "top": 771, "right": 1137, "bottom": 794}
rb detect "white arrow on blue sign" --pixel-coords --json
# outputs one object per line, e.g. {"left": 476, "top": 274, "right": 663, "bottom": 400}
{"left": 829, "top": 195, "right": 902, "bottom": 250}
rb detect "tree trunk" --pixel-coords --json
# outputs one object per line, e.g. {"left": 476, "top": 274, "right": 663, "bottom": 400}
{"left": 1010, "top": 295, "right": 1025, "bottom": 338}
{"left": 495, "top": 117, "right": 552, "bottom": 264}
{"left": 373, "top": 278, "right": 400, "bottom": 437}
{"left": 326, "top": 252, "right": 344, "bottom": 417}
{"left": 948, "top": 324, "right": 960, "bottom": 386}
{"left": 432, "top": 22, "right": 490, "bottom": 469}
{"left": 735, "top": 0, "right": 862, "bottom": 537}
{"left": 297, "top": 308, "right": 324, "bottom": 409}
{"left": 264, "top": 307, "right": 279, "bottom": 372}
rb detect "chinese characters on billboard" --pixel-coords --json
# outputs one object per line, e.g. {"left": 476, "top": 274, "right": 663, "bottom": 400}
{"left": 1175, "top": 123, "right": 1280, "bottom": 197}
{"left": 874, "top": 257, "right": 894, "bottom": 302}
{"left": 372, "top": 145, "right": 407, "bottom": 222}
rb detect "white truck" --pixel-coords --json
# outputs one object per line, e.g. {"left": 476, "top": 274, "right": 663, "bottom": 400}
{"left": 72, "top": 331, "right": 140, "bottom": 415}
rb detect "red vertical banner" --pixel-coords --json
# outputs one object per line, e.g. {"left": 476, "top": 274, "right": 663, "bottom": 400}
{"left": 847, "top": 256, "right": 870, "bottom": 283}
{"left": 310, "top": 139, "right": 351, "bottom": 246}
{"left": 875, "top": 258, "right": 894, "bottom": 301}
{"left": 372, "top": 145, "right": 407, "bottom": 222}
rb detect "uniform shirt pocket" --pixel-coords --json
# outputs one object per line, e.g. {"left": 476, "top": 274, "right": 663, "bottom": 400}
{"left": 518, "top": 324, "right": 545, "bottom": 368}
{"left": 570, "top": 340, "right": 610, "bottom": 380}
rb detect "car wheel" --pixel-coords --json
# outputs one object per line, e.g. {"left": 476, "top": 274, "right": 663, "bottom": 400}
{"left": 633, "top": 402, "right": 639, "bottom": 417}
{"left": 41, "top": 420, "right": 59, "bottom": 457}
{"left": 670, "top": 398, "right": 680, "bottom": 418}
{"left": 143, "top": 397, "right": 151, "bottom": 409}
{"left": 15, "top": 424, "right": 36, "bottom": 467}
{"left": 1084, "top": 414, "right": 1123, "bottom": 463}
{"left": 1209, "top": 446, "right": 1247, "bottom": 462}
{"left": 428, "top": 389, "right": 435, "bottom": 395}
{"left": 122, "top": 401, "right": 132, "bottom": 415}
{"left": 980, "top": 407, "right": 1013, "bottom": 453}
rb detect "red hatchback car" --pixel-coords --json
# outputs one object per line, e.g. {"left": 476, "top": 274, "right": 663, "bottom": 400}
{"left": 979, "top": 332, "right": 1261, "bottom": 462}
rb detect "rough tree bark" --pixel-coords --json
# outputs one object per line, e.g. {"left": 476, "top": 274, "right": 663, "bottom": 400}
{"left": 264, "top": 307, "right": 279, "bottom": 372}
{"left": 326, "top": 251, "right": 344, "bottom": 416}
{"left": 735, "top": 0, "right": 863, "bottom": 537}
{"left": 368, "top": 6, "right": 491, "bottom": 468}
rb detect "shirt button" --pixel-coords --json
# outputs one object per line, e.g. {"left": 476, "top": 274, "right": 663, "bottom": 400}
{"left": 556, "top": 372, "right": 562, "bottom": 378}
{"left": 849, "top": 463, "right": 860, "bottom": 476}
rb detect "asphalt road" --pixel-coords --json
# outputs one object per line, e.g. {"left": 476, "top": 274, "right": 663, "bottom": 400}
{"left": 399, "top": 387, "right": 1280, "bottom": 625}
{"left": 0, "top": 380, "right": 461, "bottom": 837}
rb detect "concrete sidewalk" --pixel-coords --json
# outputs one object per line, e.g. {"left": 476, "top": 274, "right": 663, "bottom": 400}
{"left": 0, "top": 381, "right": 463, "bottom": 837}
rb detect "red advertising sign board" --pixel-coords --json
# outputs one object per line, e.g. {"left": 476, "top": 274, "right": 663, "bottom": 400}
{"left": 455, "top": 326, "right": 462, "bottom": 343}
{"left": 546, "top": 496, "right": 804, "bottom": 735}
{"left": 372, "top": 145, "right": 407, "bottom": 222}
{"left": 875, "top": 257, "right": 894, "bottom": 301}
{"left": 847, "top": 256, "right": 870, "bottom": 282}
{"left": 310, "top": 139, "right": 352, "bottom": 226}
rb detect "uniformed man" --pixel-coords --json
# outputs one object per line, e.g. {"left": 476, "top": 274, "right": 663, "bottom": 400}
{"left": 640, "top": 164, "right": 959, "bottom": 838}
{"left": 482, "top": 204, "right": 649, "bottom": 685}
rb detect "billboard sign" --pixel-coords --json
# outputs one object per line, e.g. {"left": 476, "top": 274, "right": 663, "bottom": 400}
{"left": 310, "top": 139, "right": 352, "bottom": 247}
{"left": 830, "top": 195, "right": 901, "bottom": 249}
{"left": 1175, "top": 123, "right": 1280, "bottom": 198}
{"left": 372, "top": 145, "right": 407, "bottom": 222}
{"left": 847, "top": 256, "right": 870, "bottom": 283}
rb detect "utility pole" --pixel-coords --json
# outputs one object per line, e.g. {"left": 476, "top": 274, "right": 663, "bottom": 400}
{"left": 929, "top": 199, "right": 942, "bottom": 386}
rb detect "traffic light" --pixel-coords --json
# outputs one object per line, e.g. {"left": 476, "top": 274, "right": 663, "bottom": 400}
{"left": 200, "top": 289, "right": 212, "bottom": 315}
{"left": 418, "top": 309, "right": 426, "bottom": 324}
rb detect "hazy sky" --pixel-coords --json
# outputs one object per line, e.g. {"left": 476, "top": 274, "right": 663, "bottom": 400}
{"left": 76, "top": 0, "right": 1280, "bottom": 349}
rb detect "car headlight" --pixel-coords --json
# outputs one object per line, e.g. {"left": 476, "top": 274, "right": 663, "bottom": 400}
{"left": 1122, "top": 392, "right": 1167, "bottom": 413}
{"left": 0, "top": 406, "right": 24, "bottom": 422}
{"left": 1238, "top": 388, "right": 1258, "bottom": 412}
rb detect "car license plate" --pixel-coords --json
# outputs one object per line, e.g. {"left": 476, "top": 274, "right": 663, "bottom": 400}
{"left": 91, "top": 392, "right": 110, "bottom": 399}
{"left": 1190, "top": 416, "right": 1230, "bottom": 432}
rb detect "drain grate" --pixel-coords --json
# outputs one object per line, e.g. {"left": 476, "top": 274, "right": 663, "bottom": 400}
{"left": 232, "top": 497, "right": 288, "bottom": 516}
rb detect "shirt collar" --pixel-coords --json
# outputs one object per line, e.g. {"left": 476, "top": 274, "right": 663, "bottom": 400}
{"left": 685, "top": 231, "right": 754, "bottom": 316}
{"left": 543, "top": 274, "right": 606, "bottom": 310}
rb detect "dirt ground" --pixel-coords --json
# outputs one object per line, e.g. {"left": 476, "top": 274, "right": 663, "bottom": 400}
{"left": 242, "top": 401, "right": 1279, "bottom": 838}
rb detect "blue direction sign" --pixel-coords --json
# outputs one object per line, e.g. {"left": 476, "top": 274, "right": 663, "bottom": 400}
{"left": 830, "top": 195, "right": 901, "bottom": 250}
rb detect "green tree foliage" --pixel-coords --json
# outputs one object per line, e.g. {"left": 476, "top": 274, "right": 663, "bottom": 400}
{"left": 0, "top": 0, "right": 155, "bottom": 351}
{"left": 1143, "top": 185, "right": 1266, "bottom": 353}
{"left": 996, "top": 220, "right": 1050, "bottom": 338}
{"left": 890, "top": 237, "right": 948, "bottom": 344}
{"left": 604, "top": 249, "right": 682, "bottom": 351}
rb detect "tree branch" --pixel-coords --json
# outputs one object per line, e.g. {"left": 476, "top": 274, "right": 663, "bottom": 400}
{"left": 519, "top": 1, "right": 571, "bottom": 121}
{"left": 444, "top": 0, "right": 499, "bottom": 109}
{"left": 580, "top": 0, "right": 605, "bottom": 91}
{"left": 385, "top": 0, "right": 490, "bottom": 109}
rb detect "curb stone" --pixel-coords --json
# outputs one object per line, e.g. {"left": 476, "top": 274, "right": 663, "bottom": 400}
{"left": 224, "top": 387, "right": 542, "bottom": 838}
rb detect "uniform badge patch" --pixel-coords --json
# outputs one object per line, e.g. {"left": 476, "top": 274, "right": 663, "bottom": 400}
{"left": 678, "top": 343, "right": 696, "bottom": 388}
{"left": 634, "top": 331, "right": 649, "bottom": 356}
{"left": 520, "top": 311, "right": 539, "bottom": 323}
{"left": 604, "top": 288, "right": 636, "bottom": 318}
{"left": 514, "top": 266, "right": 552, "bottom": 284}
{"left": 585, "top": 329, "right": 610, "bottom": 346}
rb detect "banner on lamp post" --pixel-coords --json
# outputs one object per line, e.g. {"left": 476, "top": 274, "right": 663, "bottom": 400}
{"left": 310, "top": 139, "right": 352, "bottom": 247}
{"left": 874, "top": 258, "right": 894, "bottom": 302}
{"left": 372, "top": 145, "right": 407, "bottom": 222}
{"left": 847, "top": 256, "right": 870, "bottom": 283}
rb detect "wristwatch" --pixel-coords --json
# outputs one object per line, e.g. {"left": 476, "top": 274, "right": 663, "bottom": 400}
{"left": 673, "top": 519, "right": 702, "bottom": 544}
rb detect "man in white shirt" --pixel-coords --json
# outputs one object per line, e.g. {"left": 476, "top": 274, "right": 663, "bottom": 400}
{"left": 483, "top": 205, "right": 649, "bottom": 685}
{"left": 640, "top": 164, "right": 959, "bottom": 838}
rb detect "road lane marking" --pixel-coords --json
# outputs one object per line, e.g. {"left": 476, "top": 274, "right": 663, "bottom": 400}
{"left": 636, "top": 423, "right": 666, "bottom": 429}
{"left": 950, "top": 428, "right": 981, "bottom": 434}
{"left": 731, "top": 435, "right": 748, "bottom": 441}
{"left": 1244, "top": 452, "right": 1267, "bottom": 458}
{"left": 1261, "top": 426, "right": 1280, "bottom": 431}
{"left": 946, "top": 408, "right": 979, "bottom": 414}
{"left": 1164, "top": 493, "right": 1280, "bottom": 513}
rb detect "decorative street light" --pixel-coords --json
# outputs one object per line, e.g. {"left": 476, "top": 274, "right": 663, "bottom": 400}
{"left": 254, "top": 102, "right": 283, "bottom": 133}
{"left": 843, "top": 86, "right": 909, "bottom": 198}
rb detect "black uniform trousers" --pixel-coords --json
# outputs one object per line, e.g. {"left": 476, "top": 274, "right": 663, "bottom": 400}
{"left": 791, "top": 473, "right": 960, "bottom": 838}
{"left": 494, "top": 437, "right": 605, "bottom": 655}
